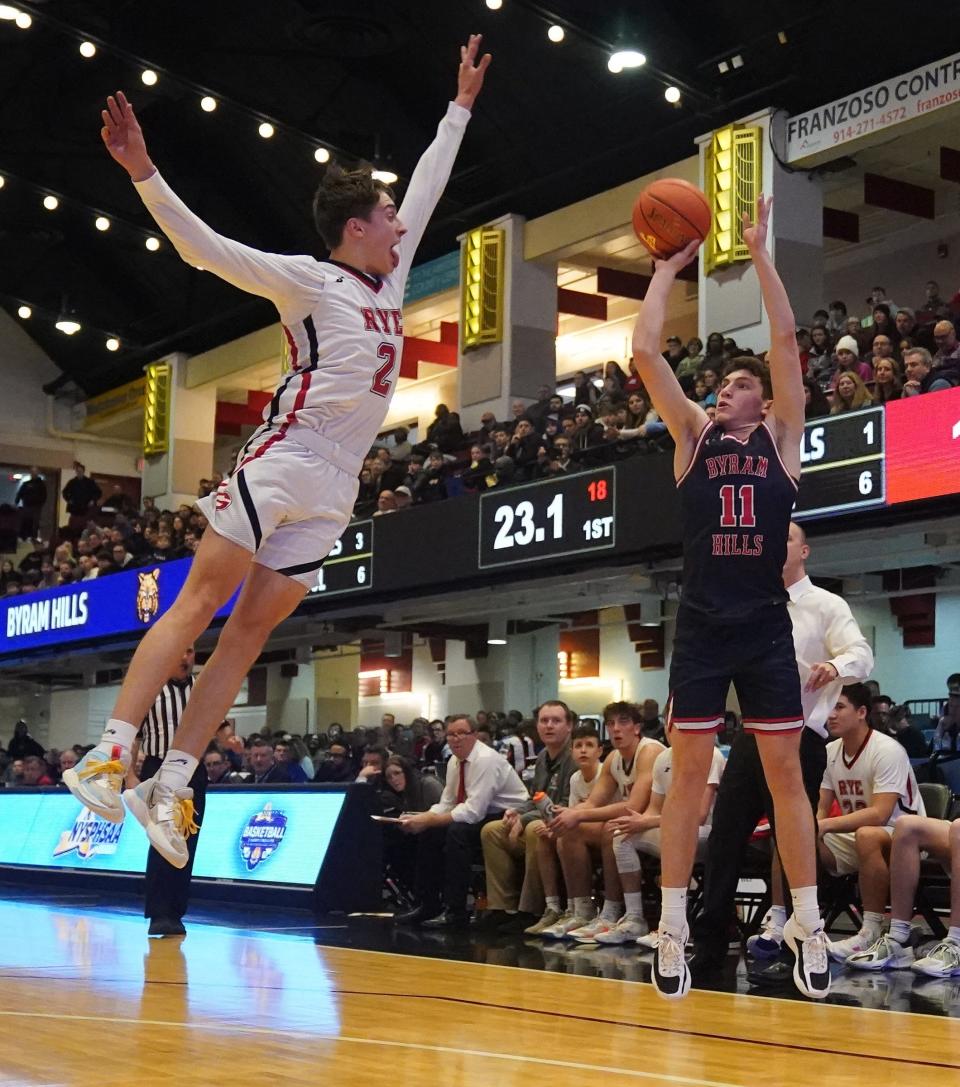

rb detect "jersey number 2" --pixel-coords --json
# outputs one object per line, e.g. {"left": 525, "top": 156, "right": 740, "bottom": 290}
{"left": 719, "top": 484, "right": 756, "bottom": 527}
{"left": 371, "top": 343, "right": 397, "bottom": 398}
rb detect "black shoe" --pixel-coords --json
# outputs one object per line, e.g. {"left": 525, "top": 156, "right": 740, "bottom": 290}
{"left": 148, "top": 917, "right": 186, "bottom": 938}
{"left": 394, "top": 903, "right": 438, "bottom": 926}
{"left": 496, "top": 911, "right": 539, "bottom": 934}
{"left": 421, "top": 908, "right": 470, "bottom": 930}
{"left": 747, "top": 957, "right": 794, "bottom": 987}
{"left": 689, "top": 941, "right": 727, "bottom": 974}
{"left": 473, "top": 909, "right": 511, "bottom": 931}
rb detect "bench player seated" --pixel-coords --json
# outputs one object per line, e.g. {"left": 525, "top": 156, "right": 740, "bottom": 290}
{"left": 846, "top": 815, "right": 960, "bottom": 975}
{"left": 606, "top": 738, "right": 726, "bottom": 948}
{"left": 816, "top": 683, "right": 925, "bottom": 962}
{"left": 540, "top": 703, "right": 663, "bottom": 941}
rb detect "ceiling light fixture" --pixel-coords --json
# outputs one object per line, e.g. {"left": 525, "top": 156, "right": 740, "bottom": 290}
{"left": 487, "top": 618, "right": 507, "bottom": 645}
{"left": 664, "top": 86, "right": 681, "bottom": 104}
{"left": 0, "top": 175, "right": 5, "bottom": 189}
{"left": 0, "top": 6, "right": 19, "bottom": 20}
{"left": 141, "top": 69, "right": 158, "bottom": 86}
{"left": 55, "top": 316, "right": 81, "bottom": 336}
{"left": 258, "top": 121, "right": 275, "bottom": 138}
{"left": 547, "top": 25, "right": 564, "bottom": 43}
{"left": 485, "top": 0, "right": 503, "bottom": 10}
{"left": 608, "top": 49, "right": 646, "bottom": 74}
{"left": 42, "top": 194, "right": 59, "bottom": 211}
{"left": 314, "top": 147, "right": 330, "bottom": 164}
{"left": 731, "top": 54, "right": 744, "bottom": 69}
{"left": 17, "top": 305, "right": 31, "bottom": 319}
{"left": 200, "top": 95, "right": 217, "bottom": 112}
{"left": 105, "top": 337, "right": 120, "bottom": 351}
{"left": 95, "top": 215, "right": 110, "bottom": 231}
{"left": 14, "top": 9, "right": 30, "bottom": 28}
{"left": 79, "top": 40, "right": 96, "bottom": 58}
{"left": 145, "top": 236, "right": 160, "bottom": 251}
{"left": 372, "top": 168, "right": 398, "bottom": 184}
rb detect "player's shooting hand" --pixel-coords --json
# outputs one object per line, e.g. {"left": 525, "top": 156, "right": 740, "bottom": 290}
{"left": 805, "top": 662, "right": 839, "bottom": 692}
{"left": 101, "top": 92, "right": 155, "bottom": 181}
{"left": 654, "top": 239, "right": 700, "bottom": 277}
{"left": 742, "top": 193, "right": 773, "bottom": 252}
{"left": 454, "top": 33, "right": 492, "bottom": 110}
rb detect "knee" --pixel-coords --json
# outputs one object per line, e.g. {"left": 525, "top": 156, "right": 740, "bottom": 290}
{"left": 601, "top": 821, "right": 618, "bottom": 845}
{"left": 480, "top": 820, "right": 500, "bottom": 846}
{"left": 854, "top": 825, "right": 887, "bottom": 851}
{"left": 893, "top": 815, "right": 922, "bottom": 843}
{"left": 949, "top": 819, "right": 960, "bottom": 848}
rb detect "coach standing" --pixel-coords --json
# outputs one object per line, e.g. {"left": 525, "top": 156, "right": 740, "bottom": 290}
{"left": 130, "top": 645, "right": 206, "bottom": 937}
{"left": 692, "top": 522, "right": 874, "bottom": 968}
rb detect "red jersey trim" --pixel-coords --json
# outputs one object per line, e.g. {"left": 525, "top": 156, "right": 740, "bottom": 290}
{"left": 676, "top": 421, "right": 714, "bottom": 488}
{"left": 761, "top": 420, "right": 800, "bottom": 491}
{"left": 325, "top": 259, "right": 385, "bottom": 294}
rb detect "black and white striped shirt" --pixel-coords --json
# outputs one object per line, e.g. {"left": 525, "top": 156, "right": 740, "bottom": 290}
{"left": 140, "top": 676, "right": 194, "bottom": 757}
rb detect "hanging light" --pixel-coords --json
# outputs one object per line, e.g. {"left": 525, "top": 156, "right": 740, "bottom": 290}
{"left": 95, "top": 215, "right": 111, "bottom": 231}
{"left": 485, "top": 0, "right": 503, "bottom": 9}
{"left": 314, "top": 147, "right": 330, "bottom": 164}
{"left": 200, "top": 96, "right": 217, "bottom": 112}
{"left": 79, "top": 41, "right": 97, "bottom": 58}
{"left": 17, "top": 305, "right": 31, "bottom": 319}
{"left": 55, "top": 315, "right": 82, "bottom": 335}
{"left": 372, "top": 168, "right": 398, "bottom": 184}
{"left": 258, "top": 121, "right": 275, "bottom": 139}
{"left": 547, "top": 25, "right": 565, "bottom": 43}
{"left": 43, "top": 195, "right": 59, "bottom": 211}
{"left": 105, "top": 337, "right": 120, "bottom": 351}
{"left": 664, "top": 86, "right": 681, "bottom": 104}
{"left": 141, "top": 69, "right": 158, "bottom": 86}
{"left": 0, "top": 175, "right": 5, "bottom": 189}
{"left": 608, "top": 49, "right": 646, "bottom": 74}
{"left": 487, "top": 618, "right": 507, "bottom": 645}
{"left": 14, "top": 9, "right": 30, "bottom": 28}
{"left": 145, "top": 236, "right": 161, "bottom": 251}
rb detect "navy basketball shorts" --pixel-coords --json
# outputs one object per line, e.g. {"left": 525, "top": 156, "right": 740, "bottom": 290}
{"left": 667, "top": 603, "right": 803, "bottom": 735}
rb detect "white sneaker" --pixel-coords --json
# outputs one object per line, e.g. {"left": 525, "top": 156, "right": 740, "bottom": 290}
{"left": 123, "top": 777, "right": 197, "bottom": 869}
{"left": 540, "top": 911, "right": 595, "bottom": 940}
{"left": 828, "top": 929, "right": 880, "bottom": 963}
{"left": 782, "top": 915, "right": 831, "bottom": 999}
{"left": 595, "top": 914, "right": 649, "bottom": 945}
{"left": 652, "top": 926, "right": 691, "bottom": 999}
{"left": 846, "top": 931, "right": 915, "bottom": 971}
{"left": 62, "top": 747, "right": 129, "bottom": 824}
{"left": 570, "top": 914, "right": 619, "bottom": 943}
{"left": 636, "top": 930, "right": 660, "bottom": 950}
{"left": 524, "top": 908, "right": 562, "bottom": 936}
{"left": 746, "top": 910, "right": 784, "bottom": 959}
{"left": 912, "top": 939, "right": 960, "bottom": 978}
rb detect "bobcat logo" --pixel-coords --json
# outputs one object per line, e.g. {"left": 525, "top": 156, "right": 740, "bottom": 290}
{"left": 136, "top": 568, "right": 161, "bottom": 624}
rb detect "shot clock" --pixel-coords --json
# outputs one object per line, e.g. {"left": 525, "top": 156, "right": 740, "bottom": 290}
{"left": 478, "top": 468, "right": 617, "bottom": 569}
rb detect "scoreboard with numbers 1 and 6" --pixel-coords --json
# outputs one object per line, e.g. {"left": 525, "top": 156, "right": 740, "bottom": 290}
{"left": 478, "top": 468, "right": 617, "bottom": 569}
{"left": 794, "top": 406, "right": 885, "bottom": 521}
{"left": 309, "top": 519, "right": 374, "bottom": 597}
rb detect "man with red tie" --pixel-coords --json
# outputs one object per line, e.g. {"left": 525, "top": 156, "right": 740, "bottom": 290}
{"left": 395, "top": 714, "right": 528, "bottom": 928}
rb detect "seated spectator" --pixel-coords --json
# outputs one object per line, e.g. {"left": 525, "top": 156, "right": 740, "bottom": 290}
{"left": 400, "top": 454, "right": 425, "bottom": 492}
{"left": 393, "top": 484, "right": 413, "bottom": 510}
{"left": 933, "top": 688, "right": 960, "bottom": 754}
{"left": 831, "top": 371, "right": 874, "bottom": 414}
{"left": 604, "top": 360, "right": 627, "bottom": 393}
{"left": 203, "top": 746, "right": 239, "bottom": 785}
{"left": 825, "top": 335, "right": 871, "bottom": 390}
{"left": 816, "top": 684, "right": 925, "bottom": 962}
{"left": 894, "top": 307, "right": 933, "bottom": 352}
{"left": 373, "top": 446, "right": 404, "bottom": 490}
{"left": 537, "top": 435, "right": 575, "bottom": 477}
{"left": 356, "top": 745, "right": 389, "bottom": 786}
{"left": 20, "top": 755, "right": 54, "bottom": 786}
{"left": 489, "top": 427, "right": 511, "bottom": 460}
{"left": 0, "top": 560, "right": 19, "bottom": 594}
{"left": 423, "top": 403, "right": 464, "bottom": 454}
{"left": 619, "top": 392, "right": 666, "bottom": 444}
{"left": 58, "top": 749, "right": 78, "bottom": 777}
{"left": 374, "top": 490, "right": 398, "bottom": 516}
{"left": 795, "top": 328, "right": 812, "bottom": 373}
{"left": 480, "top": 701, "right": 575, "bottom": 933}
{"left": 570, "top": 404, "right": 604, "bottom": 457}
{"left": 865, "top": 304, "right": 896, "bottom": 345}
{"left": 803, "top": 376, "right": 831, "bottom": 419}
{"left": 111, "top": 542, "right": 134, "bottom": 569}
{"left": 862, "top": 287, "right": 898, "bottom": 324}
{"left": 847, "top": 814, "right": 960, "bottom": 975}
{"left": 871, "top": 357, "right": 903, "bottom": 404}
{"left": 477, "top": 411, "right": 499, "bottom": 445}
{"left": 870, "top": 333, "right": 896, "bottom": 366}
{"left": 387, "top": 426, "right": 412, "bottom": 463}
{"left": 273, "top": 739, "right": 310, "bottom": 782}
{"left": 933, "top": 319, "right": 960, "bottom": 365}
{"left": 18, "top": 538, "right": 49, "bottom": 576}
{"left": 313, "top": 740, "right": 356, "bottom": 782}
{"left": 807, "top": 326, "right": 833, "bottom": 377}
{"left": 572, "top": 370, "right": 600, "bottom": 408}
{"left": 412, "top": 451, "right": 448, "bottom": 504}
{"left": 421, "top": 721, "right": 448, "bottom": 768}
{"left": 886, "top": 703, "right": 929, "bottom": 759}
{"left": 826, "top": 300, "right": 848, "bottom": 335}
{"left": 640, "top": 699, "right": 665, "bottom": 742}
{"left": 699, "top": 365, "right": 721, "bottom": 406}
{"left": 506, "top": 419, "right": 541, "bottom": 480}
{"left": 247, "top": 738, "right": 295, "bottom": 784}
{"left": 623, "top": 359, "right": 646, "bottom": 394}
{"left": 917, "top": 279, "right": 949, "bottom": 322}
{"left": 903, "top": 346, "right": 960, "bottom": 395}
{"left": 393, "top": 714, "right": 529, "bottom": 928}
{"left": 378, "top": 754, "right": 444, "bottom": 883}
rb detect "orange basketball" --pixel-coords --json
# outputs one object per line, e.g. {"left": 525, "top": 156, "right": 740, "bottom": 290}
{"left": 632, "top": 178, "right": 711, "bottom": 260}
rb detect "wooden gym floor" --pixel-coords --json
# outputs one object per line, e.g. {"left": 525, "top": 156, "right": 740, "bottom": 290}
{"left": 1, "top": 890, "right": 959, "bottom": 1087}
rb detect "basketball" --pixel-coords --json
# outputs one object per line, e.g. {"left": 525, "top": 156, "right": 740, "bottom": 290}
{"left": 632, "top": 178, "right": 711, "bottom": 260}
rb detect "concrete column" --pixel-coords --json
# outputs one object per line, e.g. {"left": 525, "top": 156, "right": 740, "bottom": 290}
{"left": 141, "top": 352, "right": 217, "bottom": 508}
{"left": 697, "top": 108, "right": 824, "bottom": 351}
{"left": 457, "top": 213, "right": 557, "bottom": 429}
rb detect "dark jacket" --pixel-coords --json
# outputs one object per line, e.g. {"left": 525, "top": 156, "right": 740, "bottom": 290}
{"left": 515, "top": 744, "right": 576, "bottom": 825}
{"left": 62, "top": 476, "right": 102, "bottom": 516}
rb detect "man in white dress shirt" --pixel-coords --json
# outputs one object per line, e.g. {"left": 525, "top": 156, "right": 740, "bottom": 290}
{"left": 395, "top": 714, "right": 528, "bottom": 928}
{"left": 692, "top": 521, "right": 874, "bottom": 969}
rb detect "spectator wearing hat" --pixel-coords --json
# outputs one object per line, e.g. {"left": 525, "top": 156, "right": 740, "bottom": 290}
{"left": 828, "top": 335, "right": 872, "bottom": 389}
{"left": 571, "top": 404, "right": 603, "bottom": 457}
{"left": 393, "top": 484, "right": 413, "bottom": 509}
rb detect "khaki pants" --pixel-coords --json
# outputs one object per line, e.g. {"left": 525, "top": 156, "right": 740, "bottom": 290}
{"left": 481, "top": 817, "right": 546, "bottom": 914}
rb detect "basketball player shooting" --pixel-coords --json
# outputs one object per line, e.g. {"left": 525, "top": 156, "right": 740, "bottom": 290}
{"left": 633, "top": 196, "right": 830, "bottom": 1001}
{"left": 65, "top": 36, "right": 491, "bottom": 867}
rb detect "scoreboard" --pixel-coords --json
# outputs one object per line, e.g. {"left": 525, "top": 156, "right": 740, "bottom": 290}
{"left": 794, "top": 405, "right": 885, "bottom": 520}
{"left": 307, "top": 519, "right": 374, "bottom": 598}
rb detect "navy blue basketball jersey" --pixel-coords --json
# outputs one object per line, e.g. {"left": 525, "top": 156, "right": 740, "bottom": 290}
{"left": 677, "top": 421, "right": 797, "bottom": 619}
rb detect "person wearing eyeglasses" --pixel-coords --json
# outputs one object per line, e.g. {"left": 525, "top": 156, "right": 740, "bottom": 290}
{"left": 394, "top": 713, "right": 529, "bottom": 928}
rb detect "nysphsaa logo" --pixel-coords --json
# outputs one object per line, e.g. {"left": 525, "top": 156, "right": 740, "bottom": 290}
{"left": 53, "top": 807, "right": 123, "bottom": 860}
{"left": 136, "top": 567, "right": 161, "bottom": 624}
{"left": 239, "top": 802, "right": 288, "bottom": 871}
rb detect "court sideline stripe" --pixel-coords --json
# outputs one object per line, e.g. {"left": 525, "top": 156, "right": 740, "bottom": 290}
{"left": 0, "top": 1010, "right": 742, "bottom": 1087}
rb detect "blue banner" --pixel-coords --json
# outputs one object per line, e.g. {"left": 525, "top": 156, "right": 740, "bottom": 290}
{"left": 0, "top": 787, "right": 346, "bottom": 886}
{"left": 0, "top": 558, "right": 239, "bottom": 658}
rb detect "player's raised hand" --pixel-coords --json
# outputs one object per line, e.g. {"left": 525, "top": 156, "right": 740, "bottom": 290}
{"left": 742, "top": 193, "right": 773, "bottom": 252}
{"left": 654, "top": 238, "right": 699, "bottom": 277}
{"left": 454, "top": 33, "right": 492, "bottom": 111}
{"left": 101, "top": 91, "right": 155, "bottom": 181}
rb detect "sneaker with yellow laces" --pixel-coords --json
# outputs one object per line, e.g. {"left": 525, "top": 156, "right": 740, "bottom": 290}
{"left": 123, "top": 777, "right": 197, "bottom": 868}
{"left": 62, "top": 746, "right": 129, "bottom": 823}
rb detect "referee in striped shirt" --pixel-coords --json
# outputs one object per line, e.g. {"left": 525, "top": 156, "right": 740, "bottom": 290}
{"left": 132, "top": 645, "right": 207, "bottom": 937}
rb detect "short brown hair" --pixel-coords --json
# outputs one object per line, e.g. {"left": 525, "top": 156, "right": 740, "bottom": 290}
{"left": 721, "top": 356, "right": 773, "bottom": 399}
{"left": 312, "top": 161, "right": 394, "bottom": 249}
{"left": 603, "top": 700, "right": 642, "bottom": 725}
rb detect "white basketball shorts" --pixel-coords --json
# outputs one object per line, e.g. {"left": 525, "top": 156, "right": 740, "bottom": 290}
{"left": 196, "top": 439, "right": 359, "bottom": 587}
{"left": 822, "top": 826, "right": 894, "bottom": 876}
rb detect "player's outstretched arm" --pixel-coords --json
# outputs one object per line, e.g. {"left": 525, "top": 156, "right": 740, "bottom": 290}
{"left": 101, "top": 92, "right": 314, "bottom": 314}
{"left": 631, "top": 242, "right": 708, "bottom": 469}
{"left": 454, "top": 33, "right": 492, "bottom": 111}
{"left": 742, "top": 196, "right": 805, "bottom": 466}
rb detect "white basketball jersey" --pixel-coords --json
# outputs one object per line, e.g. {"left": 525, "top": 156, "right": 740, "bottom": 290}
{"left": 608, "top": 736, "right": 662, "bottom": 800}
{"left": 822, "top": 729, "right": 925, "bottom": 826}
{"left": 134, "top": 103, "right": 470, "bottom": 475}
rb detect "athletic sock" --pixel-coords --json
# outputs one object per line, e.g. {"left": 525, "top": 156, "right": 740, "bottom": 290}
{"left": 888, "top": 919, "right": 911, "bottom": 945}
{"left": 766, "top": 904, "right": 787, "bottom": 934}
{"left": 861, "top": 910, "right": 884, "bottom": 937}
{"left": 545, "top": 896, "right": 561, "bottom": 913}
{"left": 623, "top": 891, "right": 643, "bottom": 917}
{"left": 573, "top": 896, "right": 594, "bottom": 919}
{"left": 600, "top": 899, "right": 623, "bottom": 923}
{"left": 790, "top": 886, "right": 823, "bottom": 935}
{"left": 948, "top": 926, "right": 960, "bottom": 946}
{"left": 659, "top": 887, "right": 687, "bottom": 937}
{"left": 156, "top": 749, "right": 199, "bottom": 790}
{"left": 96, "top": 719, "right": 138, "bottom": 758}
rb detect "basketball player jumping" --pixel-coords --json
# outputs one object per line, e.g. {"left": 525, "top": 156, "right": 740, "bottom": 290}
{"left": 65, "top": 36, "right": 491, "bottom": 866}
{"left": 633, "top": 197, "right": 830, "bottom": 1000}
